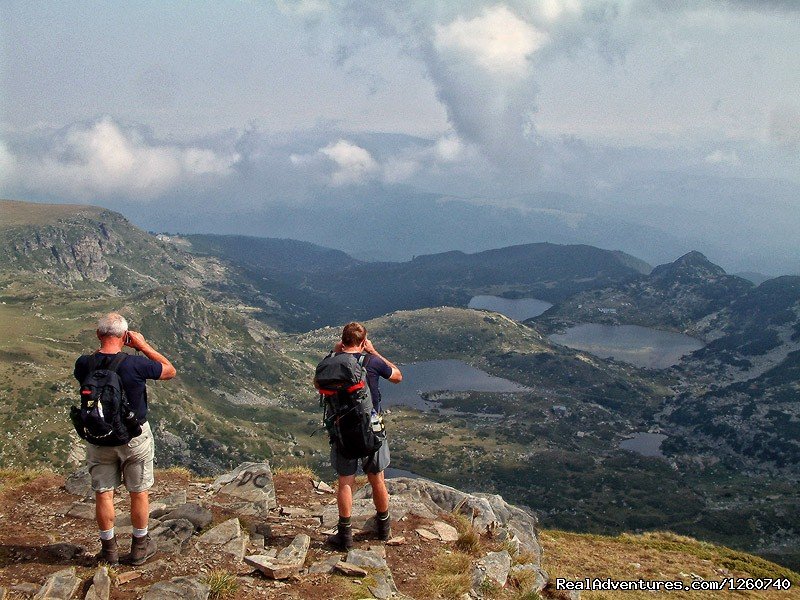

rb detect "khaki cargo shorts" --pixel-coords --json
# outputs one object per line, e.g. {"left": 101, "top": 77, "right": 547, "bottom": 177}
{"left": 86, "top": 422, "right": 155, "bottom": 493}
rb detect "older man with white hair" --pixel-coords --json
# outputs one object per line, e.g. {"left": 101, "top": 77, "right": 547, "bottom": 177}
{"left": 73, "top": 312, "right": 176, "bottom": 565}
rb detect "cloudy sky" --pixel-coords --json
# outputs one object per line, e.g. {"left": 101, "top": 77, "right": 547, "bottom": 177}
{"left": 1, "top": 1, "right": 799, "bottom": 271}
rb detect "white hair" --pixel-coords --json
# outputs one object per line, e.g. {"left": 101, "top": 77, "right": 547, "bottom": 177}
{"left": 97, "top": 313, "right": 128, "bottom": 338}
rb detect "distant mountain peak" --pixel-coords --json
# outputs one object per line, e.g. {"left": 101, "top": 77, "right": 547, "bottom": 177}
{"left": 650, "top": 250, "right": 728, "bottom": 283}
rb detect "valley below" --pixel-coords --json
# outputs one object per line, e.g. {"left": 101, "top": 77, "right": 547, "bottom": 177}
{"left": 0, "top": 199, "right": 798, "bottom": 573}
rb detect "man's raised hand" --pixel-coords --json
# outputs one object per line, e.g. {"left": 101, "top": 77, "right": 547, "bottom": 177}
{"left": 125, "top": 331, "right": 146, "bottom": 351}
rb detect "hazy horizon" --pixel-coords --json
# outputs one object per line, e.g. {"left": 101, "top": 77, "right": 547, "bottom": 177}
{"left": 2, "top": 1, "right": 799, "bottom": 274}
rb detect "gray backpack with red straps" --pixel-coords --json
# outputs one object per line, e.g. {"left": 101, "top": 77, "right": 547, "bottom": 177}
{"left": 315, "top": 352, "right": 382, "bottom": 459}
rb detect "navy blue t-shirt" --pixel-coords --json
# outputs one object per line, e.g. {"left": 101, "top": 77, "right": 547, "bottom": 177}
{"left": 346, "top": 352, "right": 392, "bottom": 412}
{"left": 74, "top": 352, "right": 162, "bottom": 424}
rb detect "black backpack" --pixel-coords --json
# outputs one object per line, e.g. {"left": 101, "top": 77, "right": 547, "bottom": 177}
{"left": 315, "top": 352, "right": 383, "bottom": 460}
{"left": 70, "top": 353, "right": 142, "bottom": 446}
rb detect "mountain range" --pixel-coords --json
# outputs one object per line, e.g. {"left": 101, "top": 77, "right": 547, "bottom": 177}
{"left": 1, "top": 198, "right": 797, "bottom": 570}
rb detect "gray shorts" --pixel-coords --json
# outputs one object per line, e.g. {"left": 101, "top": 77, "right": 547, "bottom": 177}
{"left": 86, "top": 421, "right": 155, "bottom": 493}
{"left": 331, "top": 437, "right": 390, "bottom": 477}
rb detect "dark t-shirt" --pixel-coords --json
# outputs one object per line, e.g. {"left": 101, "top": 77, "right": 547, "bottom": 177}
{"left": 346, "top": 352, "right": 392, "bottom": 412}
{"left": 74, "top": 352, "right": 162, "bottom": 424}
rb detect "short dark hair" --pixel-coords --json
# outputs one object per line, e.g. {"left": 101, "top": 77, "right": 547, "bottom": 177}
{"left": 341, "top": 322, "right": 367, "bottom": 346}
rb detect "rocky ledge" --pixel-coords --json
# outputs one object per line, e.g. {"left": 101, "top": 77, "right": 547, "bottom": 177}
{"left": 0, "top": 463, "right": 560, "bottom": 599}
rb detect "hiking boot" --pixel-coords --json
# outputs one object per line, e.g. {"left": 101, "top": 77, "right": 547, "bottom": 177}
{"left": 376, "top": 514, "right": 391, "bottom": 541}
{"left": 326, "top": 523, "right": 353, "bottom": 550}
{"left": 126, "top": 534, "right": 157, "bottom": 565}
{"left": 96, "top": 536, "right": 119, "bottom": 565}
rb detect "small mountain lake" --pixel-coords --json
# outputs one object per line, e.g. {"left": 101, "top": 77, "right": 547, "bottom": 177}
{"left": 381, "top": 359, "right": 529, "bottom": 411}
{"left": 548, "top": 324, "right": 704, "bottom": 369}
{"left": 620, "top": 432, "right": 668, "bottom": 458}
{"left": 468, "top": 295, "right": 553, "bottom": 321}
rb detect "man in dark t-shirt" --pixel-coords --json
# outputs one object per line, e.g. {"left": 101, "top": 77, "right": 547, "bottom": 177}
{"left": 74, "top": 312, "right": 175, "bottom": 566}
{"left": 320, "top": 321, "right": 402, "bottom": 550}
{"left": 74, "top": 352, "right": 163, "bottom": 425}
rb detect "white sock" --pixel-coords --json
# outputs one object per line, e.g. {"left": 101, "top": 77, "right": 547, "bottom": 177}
{"left": 132, "top": 526, "right": 148, "bottom": 538}
{"left": 99, "top": 528, "right": 115, "bottom": 541}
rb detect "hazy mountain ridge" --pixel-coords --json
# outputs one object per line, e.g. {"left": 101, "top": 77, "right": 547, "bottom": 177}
{"left": 179, "top": 233, "right": 650, "bottom": 331}
{"left": 536, "top": 251, "right": 755, "bottom": 334}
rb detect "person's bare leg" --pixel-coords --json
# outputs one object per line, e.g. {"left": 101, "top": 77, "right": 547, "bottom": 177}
{"left": 95, "top": 490, "right": 115, "bottom": 530}
{"left": 129, "top": 491, "right": 149, "bottom": 529}
{"left": 367, "top": 471, "right": 389, "bottom": 513}
{"left": 95, "top": 490, "right": 119, "bottom": 563}
{"left": 337, "top": 475, "right": 356, "bottom": 517}
{"left": 328, "top": 474, "right": 356, "bottom": 549}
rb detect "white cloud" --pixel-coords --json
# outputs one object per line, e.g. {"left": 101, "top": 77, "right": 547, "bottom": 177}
{"left": 434, "top": 135, "right": 466, "bottom": 162}
{"left": 320, "top": 140, "right": 378, "bottom": 185}
{"left": 2, "top": 117, "right": 239, "bottom": 200}
{"left": 538, "top": 0, "right": 583, "bottom": 23}
{"left": 382, "top": 156, "right": 420, "bottom": 183}
{"left": 434, "top": 5, "right": 548, "bottom": 77}
{"left": 275, "top": 0, "right": 329, "bottom": 17}
{"left": 292, "top": 139, "right": 379, "bottom": 186}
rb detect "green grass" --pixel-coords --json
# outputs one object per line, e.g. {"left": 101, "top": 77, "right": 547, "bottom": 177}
{"left": 202, "top": 570, "right": 240, "bottom": 599}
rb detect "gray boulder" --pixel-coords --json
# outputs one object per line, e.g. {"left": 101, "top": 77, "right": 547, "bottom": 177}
{"left": 157, "top": 503, "right": 213, "bottom": 530}
{"left": 154, "top": 490, "right": 188, "bottom": 510}
{"left": 142, "top": 577, "right": 209, "bottom": 600}
{"left": 472, "top": 550, "right": 512, "bottom": 592}
{"left": 65, "top": 502, "right": 95, "bottom": 520}
{"left": 244, "top": 534, "right": 309, "bottom": 580}
{"left": 345, "top": 548, "right": 398, "bottom": 596}
{"left": 33, "top": 568, "right": 80, "bottom": 600}
{"left": 151, "top": 519, "right": 195, "bottom": 554}
{"left": 64, "top": 468, "right": 92, "bottom": 498}
{"left": 196, "top": 517, "right": 241, "bottom": 546}
{"left": 84, "top": 566, "right": 111, "bottom": 600}
{"left": 211, "top": 462, "right": 276, "bottom": 514}
{"left": 382, "top": 478, "right": 542, "bottom": 562}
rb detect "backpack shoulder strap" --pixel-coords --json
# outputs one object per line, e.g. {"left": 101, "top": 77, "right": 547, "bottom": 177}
{"left": 107, "top": 352, "right": 128, "bottom": 373}
{"left": 85, "top": 353, "right": 101, "bottom": 373}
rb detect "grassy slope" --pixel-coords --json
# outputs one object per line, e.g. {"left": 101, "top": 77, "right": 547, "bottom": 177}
{"left": 0, "top": 199, "right": 103, "bottom": 227}
{"left": 541, "top": 529, "right": 798, "bottom": 600}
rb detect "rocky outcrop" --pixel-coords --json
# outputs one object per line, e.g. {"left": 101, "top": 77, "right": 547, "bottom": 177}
{"left": 14, "top": 463, "right": 551, "bottom": 599}
{"left": 360, "top": 477, "right": 544, "bottom": 562}
{"left": 5, "top": 221, "right": 117, "bottom": 284}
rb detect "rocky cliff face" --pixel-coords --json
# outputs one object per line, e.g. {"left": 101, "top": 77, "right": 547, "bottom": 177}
{"left": 3, "top": 217, "right": 118, "bottom": 284}
{"left": 0, "top": 202, "right": 214, "bottom": 292}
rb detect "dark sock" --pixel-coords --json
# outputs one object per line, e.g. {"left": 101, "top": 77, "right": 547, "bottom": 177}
{"left": 377, "top": 510, "right": 389, "bottom": 521}
{"left": 338, "top": 516, "right": 352, "bottom": 528}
